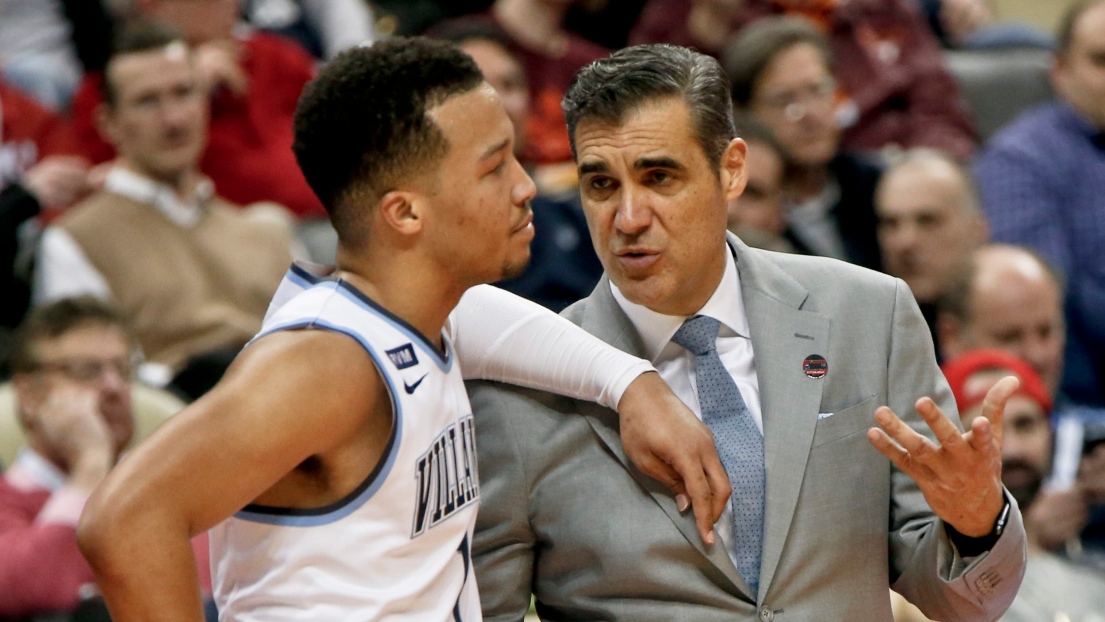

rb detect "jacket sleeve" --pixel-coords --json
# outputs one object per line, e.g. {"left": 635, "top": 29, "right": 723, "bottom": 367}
{"left": 885, "top": 279, "right": 1026, "bottom": 621}
{"left": 468, "top": 380, "right": 539, "bottom": 622}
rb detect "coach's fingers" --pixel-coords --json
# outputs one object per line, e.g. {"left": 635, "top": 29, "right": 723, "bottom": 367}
{"left": 866, "top": 427, "right": 936, "bottom": 484}
{"left": 914, "top": 397, "right": 967, "bottom": 452}
{"left": 978, "top": 375, "right": 1019, "bottom": 449}
{"left": 874, "top": 406, "right": 937, "bottom": 462}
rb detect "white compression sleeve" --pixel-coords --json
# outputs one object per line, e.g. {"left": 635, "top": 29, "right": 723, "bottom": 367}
{"left": 450, "top": 285, "right": 654, "bottom": 410}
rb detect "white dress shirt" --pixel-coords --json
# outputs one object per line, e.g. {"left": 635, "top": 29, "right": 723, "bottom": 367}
{"left": 610, "top": 243, "right": 762, "bottom": 569}
{"left": 34, "top": 167, "right": 216, "bottom": 304}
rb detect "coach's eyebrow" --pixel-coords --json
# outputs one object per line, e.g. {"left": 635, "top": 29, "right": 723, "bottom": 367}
{"left": 635, "top": 156, "right": 684, "bottom": 171}
{"left": 578, "top": 161, "right": 608, "bottom": 176}
{"left": 479, "top": 138, "right": 511, "bottom": 161}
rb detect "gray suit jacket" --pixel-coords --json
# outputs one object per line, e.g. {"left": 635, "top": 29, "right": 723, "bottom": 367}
{"left": 469, "top": 235, "right": 1026, "bottom": 621}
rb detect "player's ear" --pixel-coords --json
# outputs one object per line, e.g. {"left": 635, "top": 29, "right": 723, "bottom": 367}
{"left": 720, "top": 138, "right": 748, "bottom": 202}
{"left": 378, "top": 190, "right": 424, "bottom": 236}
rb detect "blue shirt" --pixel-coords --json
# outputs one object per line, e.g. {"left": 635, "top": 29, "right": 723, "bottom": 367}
{"left": 974, "top": 101, "right": 1105, "bottom": 406}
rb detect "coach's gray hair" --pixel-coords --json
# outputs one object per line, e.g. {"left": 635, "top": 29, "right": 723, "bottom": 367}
{"left": 562, "top": 44, "right": 736, "bottom": 170}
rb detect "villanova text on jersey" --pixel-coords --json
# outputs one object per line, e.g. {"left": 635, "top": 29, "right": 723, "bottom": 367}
{"left": 412, "top": 415, "right": 480, "bottom": 537}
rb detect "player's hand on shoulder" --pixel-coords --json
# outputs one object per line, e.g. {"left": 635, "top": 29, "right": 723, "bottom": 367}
{"left": 617, "top": 371, "right": 731, "bottom": 545}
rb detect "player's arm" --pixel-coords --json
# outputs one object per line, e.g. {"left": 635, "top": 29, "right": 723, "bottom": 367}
{"left": 77, "top": 330, "right": 387, "bottom": 622}
{"left": 451, "top": 284, "right": 729, "bottom": 543}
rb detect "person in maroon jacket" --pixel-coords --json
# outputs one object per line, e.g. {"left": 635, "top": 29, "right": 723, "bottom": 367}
{"left": 431, "top": 0, "right": 611, "bottom": 167}
{"left": 630, "top": 0, "right": 978, "bottom": 159}
{"left": 70, "top": 0, "right": 322, "bottom": 218}
{"left": 0, "top": 297, "right": 211, "bottom": 618}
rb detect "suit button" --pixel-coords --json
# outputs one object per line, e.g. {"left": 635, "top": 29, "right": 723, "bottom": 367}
{"left": 760, "top": 608, "right": 774, "bottom": 621}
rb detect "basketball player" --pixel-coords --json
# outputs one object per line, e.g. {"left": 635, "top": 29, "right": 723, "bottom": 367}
{"left": 76, "top": 38, "right": 728, "bottom": 620}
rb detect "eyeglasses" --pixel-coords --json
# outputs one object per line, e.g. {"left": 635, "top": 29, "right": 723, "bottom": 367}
{"left": 31, "top": 357, "right": 135, "bottom": 383}
{"left": 754, "top": 76, "right": 837, "bottom": 122}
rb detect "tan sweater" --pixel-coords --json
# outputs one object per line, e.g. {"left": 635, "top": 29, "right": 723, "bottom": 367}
{"left": 59, "top": 191, "right": 293, "bottom": 369}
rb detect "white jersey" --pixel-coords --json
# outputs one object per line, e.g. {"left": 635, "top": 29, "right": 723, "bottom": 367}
{"left": 211, "top": 263, "right": 482, "bottom": 621}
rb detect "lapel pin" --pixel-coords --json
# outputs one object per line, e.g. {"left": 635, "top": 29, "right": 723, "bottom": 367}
{"left": 803, "top": 354, "right": 827, "bottom": 379}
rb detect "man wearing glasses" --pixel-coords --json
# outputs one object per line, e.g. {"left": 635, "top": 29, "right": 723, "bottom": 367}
{"left": 0, "top": 296, "right": 211, "bottom": 618}
{"left": 724, "top": 16, "right": 884, "bottom": 272}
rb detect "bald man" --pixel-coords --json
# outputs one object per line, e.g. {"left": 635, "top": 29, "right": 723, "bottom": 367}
{"left": 938, "top": 244, "right": 1105, "bottom": 563}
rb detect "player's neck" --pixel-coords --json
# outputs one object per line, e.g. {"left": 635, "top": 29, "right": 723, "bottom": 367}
{"left": 335, "top": 249, "right": 461, "bottom": 350}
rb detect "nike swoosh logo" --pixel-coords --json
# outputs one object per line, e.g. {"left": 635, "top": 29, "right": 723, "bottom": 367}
{"left": 404, "top": 374, "right": 428, "bottom": 394}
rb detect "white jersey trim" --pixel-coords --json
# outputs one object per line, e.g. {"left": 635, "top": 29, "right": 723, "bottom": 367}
{"left": 233, "top": 317, "right": 404, "bottom": 527}
{"left": 273, "top": 264, "right": 453, "bottom": 372}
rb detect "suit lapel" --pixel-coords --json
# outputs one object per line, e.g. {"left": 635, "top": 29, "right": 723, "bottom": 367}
{"left": 731, "top": 237, "right": 828, "bottom": 600}
{"left": 574, "top": 275, "right": 754, "bottom": 598}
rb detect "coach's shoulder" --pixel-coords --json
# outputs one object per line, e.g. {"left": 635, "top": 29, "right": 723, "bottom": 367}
{"left": 750, "top": 248, "right": 900, "bottom": 308}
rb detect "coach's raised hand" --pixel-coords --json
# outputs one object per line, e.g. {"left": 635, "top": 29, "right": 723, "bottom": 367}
{"left": 617, "top": 371, "right": 731, "bottom": 544}
{"left": 867, "top": 376, "right": 1018, "bottom": 537}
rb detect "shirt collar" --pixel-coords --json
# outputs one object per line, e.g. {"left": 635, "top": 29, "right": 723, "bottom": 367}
{"left": 610, "top": 242, "right": 749, "bottom": 362}
{"left": 104, "top": 167, "right": 215, "bottom": 227}
{"left": 5, "top": 448, "right": 67, "bottom": 493}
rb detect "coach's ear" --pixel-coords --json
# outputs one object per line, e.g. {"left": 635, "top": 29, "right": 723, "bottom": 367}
{"left": 378, "top": 189, "right": 425, "bottom": 237}
{"left": 720, "top": 138, "right": 748, "bottom": 202}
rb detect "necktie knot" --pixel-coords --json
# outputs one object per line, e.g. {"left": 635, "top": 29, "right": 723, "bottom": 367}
{"left": 672, "top": 315, "right": 721, "bottom": 356}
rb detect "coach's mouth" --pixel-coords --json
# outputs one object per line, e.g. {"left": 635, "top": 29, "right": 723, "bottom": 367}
{"left": 614, "top": 246, "right": 661, "bottom": 272}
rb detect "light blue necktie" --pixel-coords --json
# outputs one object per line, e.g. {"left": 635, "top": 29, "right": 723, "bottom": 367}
{"left": 672, "top": 314, "right": 764, "bottom": 595}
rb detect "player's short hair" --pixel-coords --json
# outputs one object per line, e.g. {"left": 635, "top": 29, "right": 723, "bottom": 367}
{"left": 8, "top": 297, "right": 135, "bottom": 375}
{"left": 562, "top": 43, "right": 735, "bottom": 170}
{"left": 1057, "top": 0, "right": 1105, "bottom": 55}
{"left": 102, "top": 19, "right": 188, "bottom": 107}
{"left": 293, "top": 38, "right": 484, "bottom": 247}
{"left": 723, "top": 16, "right": 832, "bottom": 107}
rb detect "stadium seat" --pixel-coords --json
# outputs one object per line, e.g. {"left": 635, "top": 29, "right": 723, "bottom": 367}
{"left": 943, "top": 47, "right": 1055, "bottom": 141}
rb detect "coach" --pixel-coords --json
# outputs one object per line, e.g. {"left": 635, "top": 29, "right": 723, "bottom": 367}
{"left": 468, "top": 44, "right": 1026, "bottom": 621}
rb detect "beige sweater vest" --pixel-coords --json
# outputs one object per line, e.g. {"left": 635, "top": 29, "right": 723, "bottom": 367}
{"left": 59, "top": 191, "right": 294, "bottom": 370}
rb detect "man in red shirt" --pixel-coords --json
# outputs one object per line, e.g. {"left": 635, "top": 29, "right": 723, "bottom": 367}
{"left": 0, "top": 297, "right": 211, "bottom": 618}
{"left": 71, "top": 0, "right": 323, "bottom": 217}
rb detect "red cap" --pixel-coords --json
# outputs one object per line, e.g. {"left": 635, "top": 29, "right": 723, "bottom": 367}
{"left": 941, "top": 349, "right": 1053, "bottom": 416}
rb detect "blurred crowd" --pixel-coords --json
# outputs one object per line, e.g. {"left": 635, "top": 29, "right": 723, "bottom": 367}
{"left": 0, "top": 0, "right": 1103, "bottom": 620}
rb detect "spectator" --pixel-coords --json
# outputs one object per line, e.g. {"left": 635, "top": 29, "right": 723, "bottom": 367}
{"left": 944, "top": 349, "right": 1105, "bottom": 622}
{"left": 433, "top": 21, "right": 604, "bottom": 310}
{"left": 432, "top": 1, "right": 611, "bottom": 169}
{"left": 913, "top": 0, "right": 1054, "bottom": 49}
{"left": 875, "top": 148, "right": 987, "bottom": 353}
{"left": 0, "top": 80, "right": 89, "bottom": 371}
{"left": 242, "top": 0, "right": 377, "bottom": 60}
{"left": 35, "top": 22, "right": 294, "bottom": 400}
{"left": 938, "top": 244, "right": 1105, "bottom": 560}
{"left": 0, "top": 296, "right": 210, "bottom": 619}
{"left": 634, "top": 0, "right": 977, "bottom": 159}
{"left": 974, "top": 0, "right": 1105, "bottom": 407}
{"left": 727, "top": 113, "right": 795, "bottom": 253}
{"left": 0, "top": 0, "right": 115, "bottom": 110}
{"left": 72, "top": 0, "right": 323, "bottom": 217}
{"left": 727, "top": 17, "right": 883, "bottom": 270}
